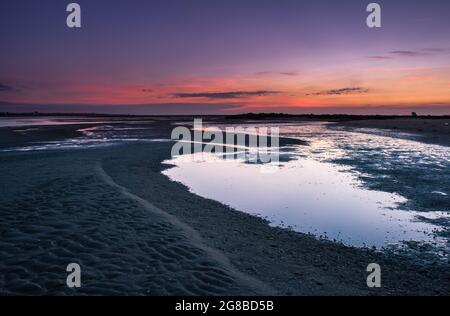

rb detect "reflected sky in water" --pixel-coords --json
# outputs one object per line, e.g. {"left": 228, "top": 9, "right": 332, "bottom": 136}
{"left": 163, "top": 122, "right": 450, "bottom": 249}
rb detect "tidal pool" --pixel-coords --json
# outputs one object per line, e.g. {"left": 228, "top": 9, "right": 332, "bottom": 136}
{"left": 163, "top": 122, "right": 449, "bottom": 249}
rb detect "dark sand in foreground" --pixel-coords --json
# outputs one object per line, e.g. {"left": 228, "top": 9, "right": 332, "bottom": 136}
{"left": 0, "top": 118, "right": 449, "bottom": 295}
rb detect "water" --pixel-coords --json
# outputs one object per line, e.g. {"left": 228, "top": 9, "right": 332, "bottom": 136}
{"left": 1, "top": 117, "right": 449, "bottom": 251}
{"left": 0, "top": 117, "right": 112, "bottom": 127}
{"left": 0, "top": 118, "right": 168, "bottom": 151}
{"left": 163, "top": 122, "right": 450, "bottom": 250}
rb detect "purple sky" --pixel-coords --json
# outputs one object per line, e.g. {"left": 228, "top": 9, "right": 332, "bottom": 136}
{"left": 1, "top": 0, "right": 450, "bottom": 114}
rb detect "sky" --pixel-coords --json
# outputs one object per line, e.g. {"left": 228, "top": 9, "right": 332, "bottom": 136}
{"left": 1, "top": 0, "right": 449, "bottom": 114}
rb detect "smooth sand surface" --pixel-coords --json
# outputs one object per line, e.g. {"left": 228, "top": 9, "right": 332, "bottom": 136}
{"left": 0, "top": 119, "right": 449, "bottom": 295}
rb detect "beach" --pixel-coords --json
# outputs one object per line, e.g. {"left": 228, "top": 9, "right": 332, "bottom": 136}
{"left": 339, "top": 118, "right": 450, "bottom": 147}
{"left": 0, "top": 117, "right": 449, "bottom": 295}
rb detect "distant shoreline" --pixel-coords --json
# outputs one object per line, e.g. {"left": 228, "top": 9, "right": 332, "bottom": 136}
{"left": 1, "top": 112, "right": 449, "bottom": 121}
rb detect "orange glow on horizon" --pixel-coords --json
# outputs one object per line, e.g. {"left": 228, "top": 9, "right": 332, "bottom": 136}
{"left": 2, "top": 65, "right": 450, "bottom": 111}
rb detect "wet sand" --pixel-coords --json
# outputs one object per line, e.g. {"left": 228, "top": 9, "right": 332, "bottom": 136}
{"left": 339, "top": 118, "right": 450, "bottom": 146}
{"left": 0, "top": 119, "right": 449, "bottom": 295}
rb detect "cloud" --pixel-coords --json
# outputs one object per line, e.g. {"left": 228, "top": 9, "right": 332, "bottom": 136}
{"left": 255, "top": 71, "right": 298, "bottom": 77}
{"left": 279, "top": 72, "right": 298, "bottom": 76}
{"left": 367, "top": 55, "right": 392, "bottom": 60}
{"left": 307, "top": 87, "right": 369, "bottom": 96}
{"left": 389, "top": 48, "right": 449, "bottom": 56}
{"left": 421, "top": 47, "right": 450, "bottom": 53}
{"left": 172, "top": 90, "right": 281, "bottom": 99}
{"left": 369, "top": 48, "right": 449, "bottom": 61}
{"left": 0, "top": 83, "right": 14, "bottom": 92}
{"left": 389, "top": 50, "right": 423, "bottom": 57}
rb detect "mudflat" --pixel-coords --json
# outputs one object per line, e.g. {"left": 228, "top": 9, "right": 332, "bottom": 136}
{"left": 0, "top": 118, "right": 449, "bottom": 295}
{"left": 339, "top": 118, "right": 450, "bottom": 146}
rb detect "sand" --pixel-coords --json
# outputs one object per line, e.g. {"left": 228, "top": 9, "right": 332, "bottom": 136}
{"left": 0, "top": 119, "right": 449, "bottom": 295}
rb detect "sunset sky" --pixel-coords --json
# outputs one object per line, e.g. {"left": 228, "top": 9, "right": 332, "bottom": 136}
{"left": 1, "top": 0, "right": 449, "bottom": 114}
